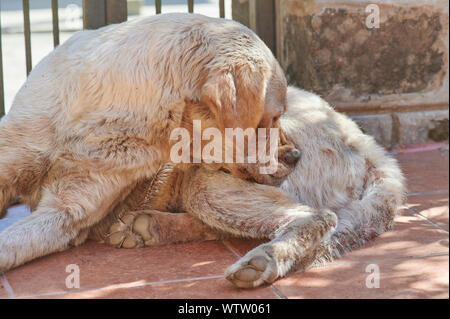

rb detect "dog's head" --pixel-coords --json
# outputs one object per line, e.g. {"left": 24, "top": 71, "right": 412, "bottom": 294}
{"left": 171, "top": 55, "right": 300, "bottom": 186}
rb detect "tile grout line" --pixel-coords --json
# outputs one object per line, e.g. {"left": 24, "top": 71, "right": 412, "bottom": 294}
{"left": 270, "top": 285, "right": 287, "bottom": 299}
{"left": 411, "top": 212, "right": 449, "bottom": 233}
{"left": 407, "top": 207, "right": 449, "bottom": 233}
{"left": 393, "top": 142, "right": 449, "bottom": 154}
{"left": 0, "top": 274, "right": 15, "bottom": 299}
{"left": 406, "top": 189, "right": 449, "bottom": 197}
{"left": 17, "top": 274, "right": 225, "bottom": 299}
{"left": 221, "top": 240, "right": 242, "bottom": 258}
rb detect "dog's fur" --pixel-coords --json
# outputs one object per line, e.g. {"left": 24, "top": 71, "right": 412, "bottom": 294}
{"left": 0, "top": 14, "right": 289, "bottom": 272}
{"left": 89, "top": 86, "right": 405, "bottom": 288}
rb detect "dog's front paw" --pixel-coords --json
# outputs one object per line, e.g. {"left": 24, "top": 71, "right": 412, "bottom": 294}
{"left": 225, "top": 246, "right": 278, "bottom": 288}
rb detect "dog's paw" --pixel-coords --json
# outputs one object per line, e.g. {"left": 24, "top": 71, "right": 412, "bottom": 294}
{"left": 225, "top": 246, "right": 278, "bottom": 288}
{"left": 106, "top": 213, "right": 145, "bottom": 248}
{"left": 105, "top": 213, "right": 163, "bottom": 248}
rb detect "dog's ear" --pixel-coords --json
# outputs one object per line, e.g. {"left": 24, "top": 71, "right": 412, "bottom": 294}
{"left": 201, "top": 68, "right": 265, "bottom": 130}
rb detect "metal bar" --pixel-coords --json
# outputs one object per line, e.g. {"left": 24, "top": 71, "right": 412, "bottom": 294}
{"left": 0, "top": 10, "right": 5, "bottom": 117}
{"left": 106, "top": 0, "right": 127, "bottom": 25}
{"left": 219, "top": 0, "right": 225, "bottom": 18}
{"left": 188, "top": 0, "right": 194, "bottom": 13}
{"left": 155, "top": 0, "right": 162, "bottom": 14}
{"left": 23, "top": 0, "right": 32, "bottom": 76}
{"left": 82, "top": 0, "right": 106, "bottom": 30}
{"left": 249, "top": 0, "right": 276, "bottom": 56}
{"left": 51, "top": 0, "right": 60, "bottom": 47}
{"left": 231, "top": 0, "right": 250, "bottom": 27}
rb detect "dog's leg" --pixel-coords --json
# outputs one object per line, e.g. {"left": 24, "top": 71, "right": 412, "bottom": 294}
{"left": 294, "top": 193, "right": 401, "bottom": 273}
{"left": 0, "top": 169, "right": 132, "bottom": 273}
{"left": 0, "top": 123, "right": 20, "bottom": 217}
{"left": 0, "top": 120, "right": 50, "bottom": 218}
{"left": 0, "top": 123, "right": 17, "bottom": 217}
{"left": 181, "top": 167, "right": 338, "bottom": 288}
{"left": 93, "top": 210, "right": 228, "bottom": 248}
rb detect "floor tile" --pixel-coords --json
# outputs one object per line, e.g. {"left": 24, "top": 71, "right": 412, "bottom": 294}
{"left": 274, "top": 255, "right": 449, "bottom": 299}
{"left": 4, "top": 240, "right": 237, "bottom": 298}
{"left": 336, "top": 208, "right": 449, "bottom": 263}
{"left": 407, "top": 193, "right": 449, "bottom": 231}
{"left": 395, "top": 149, "right": 449, "bottom": 194}
{"left": 37, "top": 278, "right": 279, "bottom": 299}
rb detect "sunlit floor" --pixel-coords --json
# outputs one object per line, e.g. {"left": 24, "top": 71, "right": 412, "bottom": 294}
{"left": 0, "top": 143, "right": 448, "bottom": 299}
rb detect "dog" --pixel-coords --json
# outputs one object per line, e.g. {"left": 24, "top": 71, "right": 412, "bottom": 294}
{"left": 0, "top": 13, "right": 292, "bottom": 273}
{"left": 88, "top": 86, "right": 405, "bottom": 288}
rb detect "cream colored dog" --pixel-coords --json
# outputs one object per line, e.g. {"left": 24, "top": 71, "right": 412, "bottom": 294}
{"left": 0, "top": 13, "right": 289, "bottom": 272}
{"left": 89, "top": 86, "right": 405, "bottom": 288}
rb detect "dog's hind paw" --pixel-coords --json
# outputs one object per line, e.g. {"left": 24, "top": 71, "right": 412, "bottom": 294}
{"left": 225, "top": 246, "right": 278, "bottom": 288}
{"left": 106, "top": 213, "right": 145, "bottom": 248}
{"left": 105, "top": 212, "right": 165, "bottom": 248}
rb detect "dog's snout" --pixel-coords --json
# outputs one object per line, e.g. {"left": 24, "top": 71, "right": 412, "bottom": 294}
{"left": 285, "top": 148, "right": 301, "bottom": 165}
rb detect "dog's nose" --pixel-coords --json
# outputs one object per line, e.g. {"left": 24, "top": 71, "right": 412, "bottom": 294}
{"left": 284, "top": 148, "right": 301, "bottom": 165}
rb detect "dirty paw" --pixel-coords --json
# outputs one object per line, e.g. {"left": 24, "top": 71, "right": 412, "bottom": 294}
{"left": 225, "top": 247, "right": 278, "bottom": 288}
{"left": 106, "top": 213, "right": 162, "bottom": 248}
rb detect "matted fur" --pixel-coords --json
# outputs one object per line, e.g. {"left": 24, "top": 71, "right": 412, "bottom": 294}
{"left": 0, "top": 13, "right": 288, "bottom": 272}
{"left": 91, "top": 87, "right": 405, "bottom": 288}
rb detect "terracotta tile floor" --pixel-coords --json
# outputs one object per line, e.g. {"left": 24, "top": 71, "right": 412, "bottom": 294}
{"left": 0, "top": 143, "right": 448, "bottom": 299}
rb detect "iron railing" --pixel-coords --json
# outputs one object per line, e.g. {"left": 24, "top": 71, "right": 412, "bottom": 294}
{"left": 0, "top": 0, "right": 62, "bottom": 116}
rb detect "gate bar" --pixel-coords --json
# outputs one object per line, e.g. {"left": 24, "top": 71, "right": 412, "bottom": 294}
{"left": 219, "top": 0, "right": 225, "bottom": 18}
{"left": 23, "top": 0, "right": 32, "bottom": 75}
{"left": 83, "top": 0, "right": 106, "bottom": 29}
{"left": 52, "top": 0, "right": 60, "bottom": 47}
{"left": 249, "top": 0, "right": 276, "bottom": 56}
{"left": 106, "top": 0, "right": 127, "bottom": 25}
{"left": 188, "top": 0, "right": 194, "bottom": 13}
{"left": 156, "top": 0, "right": 162, "bottom": 14}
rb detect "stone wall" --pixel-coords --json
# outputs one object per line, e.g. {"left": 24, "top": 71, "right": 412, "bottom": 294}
{"left": 233, "top": 0, "right": 449, "bottom": 148}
